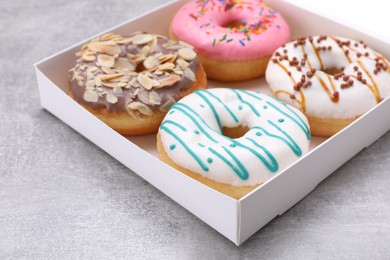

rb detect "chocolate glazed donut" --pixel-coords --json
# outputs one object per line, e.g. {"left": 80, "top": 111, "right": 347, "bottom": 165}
{"left": 69, "top": 32, "right": 207, "bottom": 135}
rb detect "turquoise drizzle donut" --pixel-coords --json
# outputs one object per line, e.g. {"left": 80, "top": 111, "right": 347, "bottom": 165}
{"left": 158, "top": 88, "right": 311, "bottom": 187}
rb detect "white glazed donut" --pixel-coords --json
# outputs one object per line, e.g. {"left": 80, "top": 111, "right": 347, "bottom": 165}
{"left": 157, "top": 88, "right": 311, "bottom": 199}
{"left": 266, "top": 35, "right": 390, "bottom": 137}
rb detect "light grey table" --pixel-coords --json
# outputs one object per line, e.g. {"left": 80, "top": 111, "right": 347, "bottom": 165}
{"left": 1, "top": 0, "right": 389, "bottom": 259}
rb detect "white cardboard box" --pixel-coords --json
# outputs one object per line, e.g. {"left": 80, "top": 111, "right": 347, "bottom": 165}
{"left": 34, "top": 0, "right": 390, "bottom": 245}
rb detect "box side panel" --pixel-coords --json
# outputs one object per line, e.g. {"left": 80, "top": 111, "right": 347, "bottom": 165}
{"left": 239, "top": 98, "right": 390, "bottom": 245}
{"left": 35, "top": 67, "right": 239, "bottom": 244}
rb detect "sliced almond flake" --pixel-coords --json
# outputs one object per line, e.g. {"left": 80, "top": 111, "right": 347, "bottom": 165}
{"left": 127, "top": 102, "right": 153, "bottom": 116}
{"left": 89, "top": 66, "right": 98, "bottom": 73}
{"left": 178, "top": 48, "right": 197, "bottom": 61}
{"left": 101, "top": 81, "right": 119, "bottom": 88}
{"left": 75, "top": 51, "right": 82, "bottom": 57}
{"left": 115, "top": 37, "right": 133, "bottom": 45}
{"left": 81, "top": 44, "right": 89, "bottom": 51}
{"left": 143, "top": 55, "right": 160, "bottom": 70}
{"left": 158, "top": 53, "right": 174, "bottom": 62}
{"left": 109, "top": 36, "right": 124, "bottom": 43}
{"left": 86, "top": 80, "right": 96, "bottom": 88}
{"left": 87, "top": 71, "right": 94, "bottom": 80}
{"left": 159, "top": 98, "right": 176, "bottom": 112}
{"left": 118, "top": 82, "right": 128, "bottom": 88}
{"left": 77, "top": 81, "right": 83, "bottom": 87}
{"left": 88, "top": 42, "right": 121, "bottom": 55}
{"left": 179, "top": 41, "right": 194, "bottom": 49}
{"left": 75, "top": 75, "right": 84, "bottom": 81}
{"left": 129, "top": 77, "right": 138, "bottom": 87}
{"left": 132, "top": 34, "right": 154, "bottom": 45}
{"left": 80, "top": 64, "right": 87, "bottom": 71}
{"left": 128, "top": 54, "right": 145, "bottom": 64}
{"left": 82, "top": 53, "right": 96, "bottom": 62}
{"left": 106, "top": 93, "right": 118, "bottom": 104}
{"left": 113, "top": 87, "right": 123, "bottom": 95}
{"left": 176, "top": 58, "right": 189, "bottom": 69}
{"left": 98, "top": 54, "right": 115, "bottom": 68}
{"left": 152, "top": 80, "right": 160, "bottom": 87}
{"left": 164, "top": 72, "right": 170, "bottom": 77}
{"left": 95, "top": 76, "right": 102, "bottom": 86}
{"left": 149, "top": 91, "right": 162, "bottom": 105}
{"left": 162, "top": 40, "right": 177, "bottom": 48}
{"left": 145, "top": 71, "right": 154, "bottom": 78}
{"left": 100, "top": 33, "right": 116, "bottom": 41}
{"left": 141, "top": 46, "right": 151, "bottom": 56}
{"left": 154, "top": 70, "right": 164, "bottom": 76}
{"left": 100, "top": 73, "right": 124, "bottom": 81}
{"left": 101, "top": 66, "right": 116, "bottom": 75}
{"left": 156, "top": 74, "right": 181, "bottom": 88}
{"left": 137, "top": 89, "right": 150, "bottom": 105}
{"left": 184, "top": 68, "right": 196, "bottom": 81}
{"left": 114, "top": 57, "right": 135, "bottom": 71}
{"left": 71, "top": 72, "right": 78, "bottom": 81}
{"left": 137, "top": 74, "right": 154, "bottom": 90}
{"left": 147, "top": 36, "right": 157, "bottom": 53}
{"left": 173, "top": 69, "right": 183, "bottom": 75}
{"left": 166, "top": 45, "right": 183, "bottom": 51}
{"left": 158, "top": 62, "right": 175, "bottom": 71}
{"left": 83, "top": 90, "right": 99, "bottom": 102}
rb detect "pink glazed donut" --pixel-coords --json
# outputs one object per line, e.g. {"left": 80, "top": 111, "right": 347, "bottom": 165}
{"left": 170, "top": 0, "right": 291, "bottom": 81}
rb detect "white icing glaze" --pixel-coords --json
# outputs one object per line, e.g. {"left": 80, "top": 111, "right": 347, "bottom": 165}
{"left": 159, "top": 88, "right": 311, "bottom": 186}
{"left": 265, "top": 36, "right": 390, "bottom": 119}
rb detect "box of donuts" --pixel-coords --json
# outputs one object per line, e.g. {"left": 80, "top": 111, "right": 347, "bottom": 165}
{"left": 34, "top": 0, "right": 390, "bottom": 245}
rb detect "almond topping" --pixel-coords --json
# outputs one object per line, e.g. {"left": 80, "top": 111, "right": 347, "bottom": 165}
{"left": 184, "top": 68, "right": 196, "bottom": 81}
{"left": 100, "top": 73, "right": 124, "bottom": 81}
{"left": 88, "top": 42, "right": 121, "bottom": 55}
{"left": 82, "top": 53, "right": 96, "bottom": 62}
{"left": 158, "top": 62, "right": 175, "bottom": 71}
{"left": 132, "top": 34, "right": 154, "bottom": 45}
{"left": 137, "top": 74, "right": 154, "bottom": 90}
{"left": 83, "top": 90, "right": 99, "bottom": 102}
{"left": 98, "top": 54, "right": 115, "bottom": 67}
{"left": 114, "top": 57, "right": 135, "bottom": 71}
{"left": 127, "top": 102, "right": 153, "bottom": 116}
{"left": 157, "top": 74, "right": 181, "bottom": 88}
{"left": 106, "top": 93, "right": 118, "bottom": 104}
{"left": 143, "top": 55, "right": 160, "bottom": 70}
{"left": 178, "top": 48, "right": 197, "bottom": 61}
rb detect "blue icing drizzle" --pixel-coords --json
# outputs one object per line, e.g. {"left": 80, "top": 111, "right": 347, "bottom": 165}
{"left": 265, "top": 97, "right": 311, "bottom": 140}
{"left": 209, "top": 146, "right": 249, "bottom": 180}
{"left": 252, "top": 122, "right": 302, "bottom": 156}
{"left": 171, "top": 103, "right": 218, "bottom": 143}
{"left": 246, "top": 137, "right": 279, "bottom": 172}
{"left": 195, "top": 90, "right": 239, "bottom": 130}
{"left": 161, "top": 120, "right": 187, "bottom": 132}
{"left": 201, "top": 90, "right": 239, "bottom": 123}
{"left": 231, "top": 89, "right": 260, "bottom": 117}
{"left": 160, "top": 125, "right": 209, "bottom": 172}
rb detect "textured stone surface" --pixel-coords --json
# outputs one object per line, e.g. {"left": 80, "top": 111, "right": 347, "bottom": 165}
{"left": 1, "top": 0, "right": 389, "bottom": 259}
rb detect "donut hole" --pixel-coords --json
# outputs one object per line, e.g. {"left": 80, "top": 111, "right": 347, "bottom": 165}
{"left": 323, "top": 67, "right": 343, "bottom": 75}
{"left": 222, "top": 125, "right": 249, "bottom": 139}
{"left": 221, "top": 19, "right": 245, "bottom": 29}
